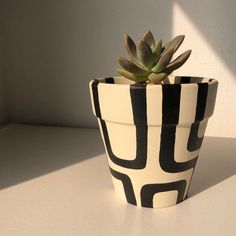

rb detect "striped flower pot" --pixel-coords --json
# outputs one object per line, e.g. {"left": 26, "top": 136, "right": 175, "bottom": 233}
{"left": 89, "top": 76, "right": 218, "bottom": 208}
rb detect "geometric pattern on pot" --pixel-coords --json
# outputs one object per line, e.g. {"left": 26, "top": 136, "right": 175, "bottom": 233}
{"left": 89, "top": 76, "right": 218, "bottom": 207}
{"left": 92, "top": 79, "right": 148, "bottom": 169}
{"left": 140, "top": 179, "right": 187, "bottom": 208}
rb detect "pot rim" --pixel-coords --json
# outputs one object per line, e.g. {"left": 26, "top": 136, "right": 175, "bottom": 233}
{"left": 92, "top": 75, "right": 218, "bottom": 88}
{"left": 89, "top": 75, "right": 218, "bottom": 126}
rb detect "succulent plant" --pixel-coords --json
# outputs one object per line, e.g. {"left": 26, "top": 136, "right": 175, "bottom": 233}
{"left": 117, "top": 30, "right": 192, "bottom": 84}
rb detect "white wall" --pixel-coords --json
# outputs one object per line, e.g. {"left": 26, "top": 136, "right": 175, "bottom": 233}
{"left": 0, "top": 9, "right": 8, "bottom": 124}
{"left": 2, "top": 0, "right": 236, "bottom": 137}
{"left": 2, "top": 0, "right": 172, "bottom": 127}
{"left": 172, "top": 0, "right": 236, "bottom": 138}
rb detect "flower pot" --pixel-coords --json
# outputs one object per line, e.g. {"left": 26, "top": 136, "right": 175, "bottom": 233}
{"left": 89, "top": 76, "right": 218, "bottom": 208}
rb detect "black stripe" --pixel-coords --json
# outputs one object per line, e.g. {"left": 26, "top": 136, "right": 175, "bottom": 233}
{"left": 99, "top": 120, "right": 147, "bottom": 169}
{"left": 160, "top": 83, "right": 198, "bottom": 172}
{"left": 195, "top": 83, "right": 208, "bottom": 122}
{"left": 187, "top": 122, "right": 204, "bottom": 151}
{"left": 91, "top": 80, "right": 101, "bottom": 118}
{"left": 105, "top": 77, "right": 115, "bottom": 84}
{"left": 162, "top": 84, "right": 181, "bottom": 125}
{"left": 159, "top": 125, "right": 198, "bottom": 173}
{"left": 180, "top": 76, "right": 191, "bottom": 84}
{"left": 141, "top": 180, "right": 187, "bottom": 208}
{"left": 109, "top": 167, "right": 136, "bottom": 205}
{"left": 130, "top": 84, "right": 147, "bottom": 126}
{"left": 187, "top": 83, "right": 208, "bottom": 151}
{"left": 92, "top": 83, "right": 148, "bottom": 169}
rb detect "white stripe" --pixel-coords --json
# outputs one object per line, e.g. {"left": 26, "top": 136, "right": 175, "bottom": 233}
{"left": 146, "top": 83, "right": 162, "bottom": 125}
{"left": 153, "top": 191, "right": 178, "bottom": 208}
{"left": 174, "top": 125, "right": 200, "bottom": 162}
{"left": 98, "top": 83, "right": 134, "bottom": 124}
{"left": 106, "top": 121, "right": 136, "bottom": 160}
{"left": 179, "top": 83, "right": 198, "bottom": 125}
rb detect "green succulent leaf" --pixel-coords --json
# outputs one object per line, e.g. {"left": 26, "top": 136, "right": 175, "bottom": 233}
{"left": 148, "top": 73, "right": 167, "bottom": 84}
{"left": 152, "top": 40, "right": 162, "bottom": 62}
{"left": 117, "top": 31, "right": 191, "bottom": 84}
{"left": 143, "top": 30, "right": 155, "bottom": 48}
{"left": 163, "top": 50, "right": 192, "bottom": 74}
{"left": 163, "top": 35, "right": 185, "bottom": 53}
{"left": 137, "top": 40, "right": 153, "bottom": 68}
{"left": 124, "top": 34, "right": 137, "bottom": 57}
{"left": 130, "top": 57, "right": 149, "bottom": 70}
{"left": 118, "top": 57, "right": 150, "bottom": 75}
{"left": 117, "top": 68, "right": 148, "bottom": 83}
{"left": 152, "top": 48, "right": 174, "bottom": 73}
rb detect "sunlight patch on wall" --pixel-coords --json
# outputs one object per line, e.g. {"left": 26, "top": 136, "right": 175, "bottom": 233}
{"left": 171, "top": 3, "right": 236, "bottom": 138}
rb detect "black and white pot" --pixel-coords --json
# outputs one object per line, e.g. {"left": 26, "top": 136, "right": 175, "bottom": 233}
{"left": 89, "top": 76, "right": 218, "bottom": 208}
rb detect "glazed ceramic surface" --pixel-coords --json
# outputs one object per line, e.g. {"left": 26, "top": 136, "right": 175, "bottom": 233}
{"left": 89, "top": 76, "right": 218, "bottom": 208}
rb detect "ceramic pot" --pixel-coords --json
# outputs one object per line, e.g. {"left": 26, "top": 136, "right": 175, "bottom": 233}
{"left": 89, "top": 76, "right": 218, "bottom": 208}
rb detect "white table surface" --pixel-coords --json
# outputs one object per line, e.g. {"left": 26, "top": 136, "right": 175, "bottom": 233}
{"left": 0, "top": 124, "right": 235, "bottom": 236}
